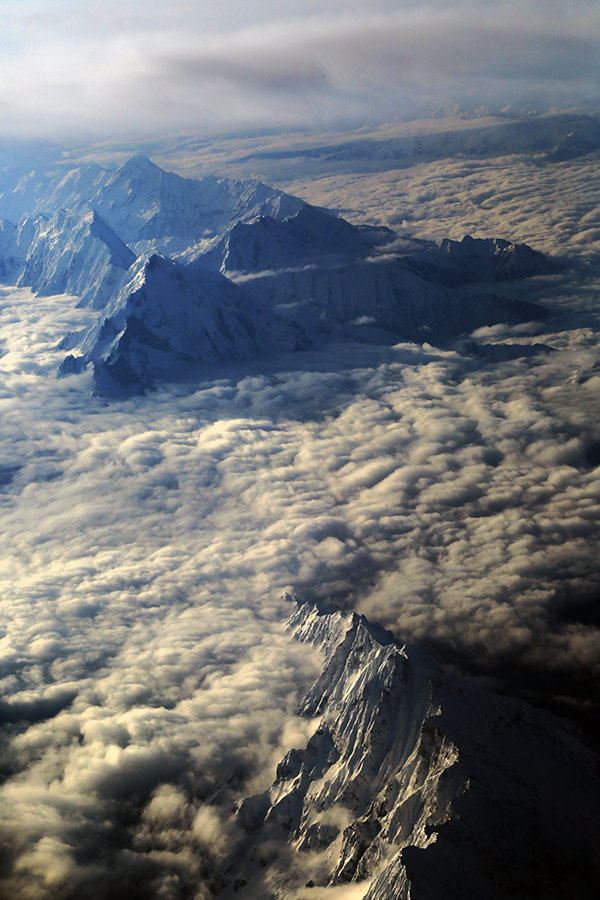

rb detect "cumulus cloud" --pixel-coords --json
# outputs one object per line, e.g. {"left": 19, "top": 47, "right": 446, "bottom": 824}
{"left": 1, "top": 1, "right": 600, "bottom": 136}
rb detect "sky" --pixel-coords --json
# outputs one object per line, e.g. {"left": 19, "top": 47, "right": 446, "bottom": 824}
{"left": 1, "top": 0, "right": 600, "bottom": 137}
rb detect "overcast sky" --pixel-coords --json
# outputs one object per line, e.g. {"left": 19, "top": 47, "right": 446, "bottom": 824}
{"left": 1, "top": 0, "right": 600, "bottom": 138}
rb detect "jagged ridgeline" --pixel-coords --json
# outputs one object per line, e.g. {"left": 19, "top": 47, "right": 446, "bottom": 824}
{"left": 0, "top": 155, "right": 559, "bottom": 394}
{"left": 223, "top": 600, "right": 600, "bottom": 899}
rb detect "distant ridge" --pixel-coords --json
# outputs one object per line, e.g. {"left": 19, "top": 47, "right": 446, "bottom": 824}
{"left": 234, "top": 113, "right": 600, "bottom": 170}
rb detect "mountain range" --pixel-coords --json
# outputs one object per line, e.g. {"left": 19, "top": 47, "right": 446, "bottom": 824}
{"left": 0, "top": 140, "right": 597, "bottom": 900}
{"left": 233, "top": 113, "right": 600, "bottom": 171}
{"left": 0, "top": 155, "right": 559, "bottom": 393}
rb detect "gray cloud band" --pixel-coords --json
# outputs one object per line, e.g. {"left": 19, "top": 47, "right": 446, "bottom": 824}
{"left": 2, "top": 3, "right": 600, "bottom": 135}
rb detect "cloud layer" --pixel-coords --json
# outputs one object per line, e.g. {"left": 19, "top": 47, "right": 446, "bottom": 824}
{"left": 2, "top": 1, "right": 600, "bottom": 136}
{"left": 0, "top": 247, "right": 599, "bottom": 895}
{"left": 1, "top": 136, "right": 600, "bottom": 895}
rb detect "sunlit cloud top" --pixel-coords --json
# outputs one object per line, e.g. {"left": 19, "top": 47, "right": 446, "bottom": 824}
{"left": 1, "top": 0, "right": 600, "bottom": 137}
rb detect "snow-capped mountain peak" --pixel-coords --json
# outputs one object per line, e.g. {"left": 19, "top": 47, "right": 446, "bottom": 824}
{"left": 60, "top": 251, "right": 258, "bottom": 394}
{"left": 114, "top": 153, "right": 160, "bottom": 178}
{"left": 227, "top": 600, "right": 600, "bottom": 899}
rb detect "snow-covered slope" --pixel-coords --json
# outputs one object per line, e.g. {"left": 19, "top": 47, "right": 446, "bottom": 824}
{"left": 227, "top": 601, "right": 600, "bottom": 899}
{"left": 59, "top": 254, "right": 258, "bottom": 394}
{"left": 203, "top": 204, "right": 394, "bottom": 273}
{"left": 0, "top": 162, "right": 109, "bottom": 225}
{"left": 231, "top": 253, "right": 544, "bottom": 342}
{"left": 18, "top": 208, "right": 136, "bottom": 308}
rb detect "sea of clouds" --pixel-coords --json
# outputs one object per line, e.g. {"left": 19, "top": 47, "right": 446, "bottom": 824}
{"left": 0, "top": 120, "right": 599, "bottom": 896}
{"left": 0, "top": 235, "right": 599, "bottom": 896}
